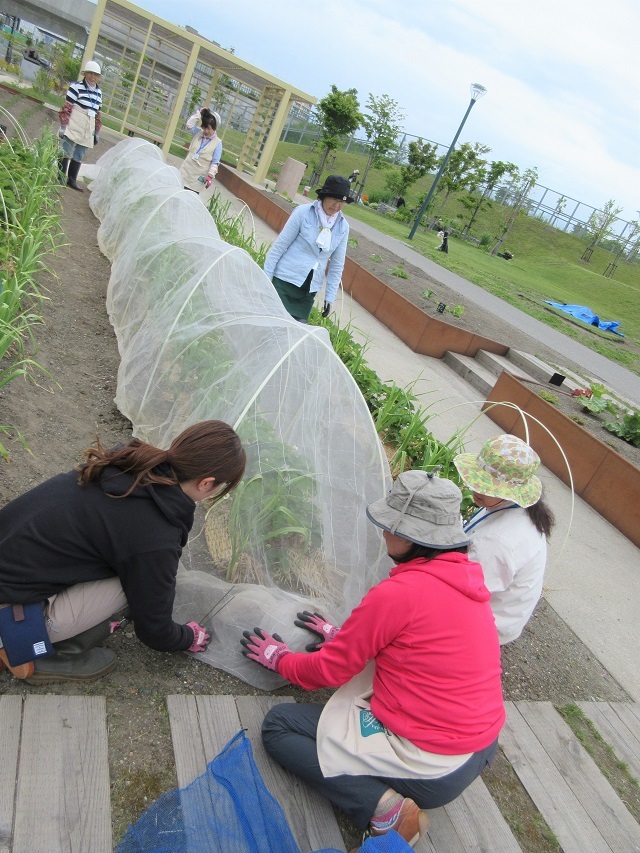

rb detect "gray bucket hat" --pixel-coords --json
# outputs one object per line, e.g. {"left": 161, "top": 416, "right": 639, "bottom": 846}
{"left": 366, "top": 470, "right": 469, "bottom": 550}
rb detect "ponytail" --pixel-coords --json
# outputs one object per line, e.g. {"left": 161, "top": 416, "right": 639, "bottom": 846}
{"left": 77, "top": 420, "right": 245, "bottom": 499}
{"left": 525, "top": 494, "right": 555, "bottom": 538}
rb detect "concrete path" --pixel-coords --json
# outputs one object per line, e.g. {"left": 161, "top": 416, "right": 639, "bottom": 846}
{"left": 82, "top": 151, "right": 640, "bottom": 702}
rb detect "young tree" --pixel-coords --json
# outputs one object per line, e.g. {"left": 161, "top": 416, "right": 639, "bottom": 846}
{"left": 491, "top": 167, "right": 538, "bottom": 256}
{"left": 460, "top": 159, "right": 517, "bottom": 237}
{"left": 580, "top": 199, "right": 624, "bottom": 262}
{"left": 359, "top": 94, "right": 405, "bottom": 200}
{"left": 604, "top": 214, "right": 640, "bottom": 278}
{"left": 384, "top": 138, "right": 438, "bottom": 200}
{"left": 308, "top": 85, "right": 362, "bottom": 187}
{"left": 429, "top": 141, "right": 490, "bottom": 224}
{"left": 549, "top": 195, "right": 568, "bottom": 228}
{"left": 50, "top": 39, "right": 81, "bottom": 93}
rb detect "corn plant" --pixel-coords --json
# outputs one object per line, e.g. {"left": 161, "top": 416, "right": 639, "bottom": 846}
{"left": 207, "top": 192, "right": 270, "bottom": 267}
{"left": 0, "top": 129, "right": 60, "bottom": 393}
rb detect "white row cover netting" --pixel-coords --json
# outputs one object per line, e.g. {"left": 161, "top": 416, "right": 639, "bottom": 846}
{"left": 90, "top": 139, "right": 392, "bottom": 689}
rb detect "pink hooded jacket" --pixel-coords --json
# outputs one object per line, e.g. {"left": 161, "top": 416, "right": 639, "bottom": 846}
{"left": 280, "top": 553, "right": 505, "bottom": 755}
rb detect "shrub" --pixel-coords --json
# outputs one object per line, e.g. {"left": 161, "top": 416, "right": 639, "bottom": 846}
{"left": 479, "top": 233, "right": 492, "bottom": 247}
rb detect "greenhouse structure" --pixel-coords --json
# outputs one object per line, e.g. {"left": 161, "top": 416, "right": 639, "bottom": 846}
{"left": 82, "top": 0, "right": 315, "bottom": 181}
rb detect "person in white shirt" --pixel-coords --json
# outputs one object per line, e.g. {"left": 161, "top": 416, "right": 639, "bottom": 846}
{"left": 454, "top": 434, "right": 555, "bottom": 644}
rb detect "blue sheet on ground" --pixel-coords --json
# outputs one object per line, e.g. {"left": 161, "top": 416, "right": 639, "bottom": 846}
{"left": 544, "top": 301, "right": 624, "bottom": 336}
{"left": 116, "top": 729, "right": 412, "bottom": 853}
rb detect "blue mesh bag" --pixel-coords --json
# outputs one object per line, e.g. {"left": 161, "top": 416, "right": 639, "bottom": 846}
{"left": 116, "top": 729, "right": 412, "bottom": 853}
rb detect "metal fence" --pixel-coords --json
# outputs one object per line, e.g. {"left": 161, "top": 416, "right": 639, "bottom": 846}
{"left": 281, "top": 106, "right": 638, "bottom": 250}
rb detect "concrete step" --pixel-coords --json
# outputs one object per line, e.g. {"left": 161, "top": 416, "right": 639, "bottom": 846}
{"left": 476, "top": 349, "right": 538, "bottom": 384}
{"left": 506, "top": 349, "right": 584, "bottom": 393}
{"left": 442, "top": 351, "right": 497, "bottom": 398}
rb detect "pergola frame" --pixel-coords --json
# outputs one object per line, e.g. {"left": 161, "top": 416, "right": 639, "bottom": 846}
{"left": 83, "top": 0, "right": 315, "bottom": 182}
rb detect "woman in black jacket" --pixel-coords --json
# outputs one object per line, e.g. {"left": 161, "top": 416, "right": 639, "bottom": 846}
{"left": 0, "top": 420, "right": 245, "bottom": 684}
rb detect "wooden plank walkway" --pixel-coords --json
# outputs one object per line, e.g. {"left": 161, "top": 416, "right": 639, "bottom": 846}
{"left": 167, "top": 694, "right": 347, "bottom": 852}
{"left": 501, "top": 701, "right": 640, "bottom": 853}
{"left": 579, "top": 701, "right": 640, "bottom": 782}
{"left": 0, "top": 695, "right": 111, "bottom": 853}
{"left": 2, "top": 696, "right": 639, "bottom": 852}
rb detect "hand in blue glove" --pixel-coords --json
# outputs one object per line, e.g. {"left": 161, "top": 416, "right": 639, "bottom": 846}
{"left": 240, "top": 627, "right": 291, "bottom": 672}
{"left": 294, "top": 610, "right": 339, "bottom": 651}
{"left": 58, "top": 126, "right": 67, "bottom": 139}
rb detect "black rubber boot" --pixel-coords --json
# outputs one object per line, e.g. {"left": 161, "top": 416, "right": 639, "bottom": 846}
{"left": 66, "top": 159, "right": 84, "bottom": 192}
{"left": 58, "top": 156, "right": 69, "bottom": 185}
{"left": 27, "top": 620, "right": 117, "bottom": 685}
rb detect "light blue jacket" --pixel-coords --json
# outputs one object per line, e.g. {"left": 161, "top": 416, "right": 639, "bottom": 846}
{"left": 263, "top": 202, "right": 349, "bottom": 304}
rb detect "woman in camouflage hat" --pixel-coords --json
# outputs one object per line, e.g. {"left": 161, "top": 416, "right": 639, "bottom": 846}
{"left": 454, "top": 434, "right": 555, "bottom": 645}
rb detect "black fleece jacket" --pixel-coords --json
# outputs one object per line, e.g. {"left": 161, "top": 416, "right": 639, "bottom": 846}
{"left": 0, "top": 465, "right": 196, "bottom": 651}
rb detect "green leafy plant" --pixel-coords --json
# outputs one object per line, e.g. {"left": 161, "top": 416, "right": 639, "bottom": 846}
{"left": 370, "top": 253, "right": 382, "bottom": 263}
{"left": 604, "top": 411, "right": 640, "bottom": 446}
{"left": 539, "top": 390, "right": 559, "bottom": 405}
{"left": 448, "top": 304, "right": 465, "bottom": 318}
{"left": 387, "top": 264, "right": 409, "bottom": 279}
{"left": 581, "top": 383, "right": 618, "bottom": 415}
{"left": 422, "top": 288, "right": 434, "bottom": 299}
{"left": 348, "top": 238, "right": 359, "bottom": 249}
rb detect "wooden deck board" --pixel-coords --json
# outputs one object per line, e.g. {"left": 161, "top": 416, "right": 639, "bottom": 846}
{"left": 579, "top": 701, "right": 640, "bottom": 781}
{"left": 0, "top": 697, "right": 22, "bottom": 853}
{"left": 235, "top": 695, "right": 346, "bottom": 852}
{"left": 502, "top": 701, "right": 640, "bottom": 853}
{"left": 167, "top": 694, "right": 346, "bottom": 852}
{"left": 8, "top": 695, "right": 111, "bottom": 853}
{"left": 419, "top": 776, "right": 521, "bottom": 852}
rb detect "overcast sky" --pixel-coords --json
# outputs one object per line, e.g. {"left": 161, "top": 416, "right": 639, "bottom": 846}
{"left": 113, "top": 0, "right": 639, "bottom": 221}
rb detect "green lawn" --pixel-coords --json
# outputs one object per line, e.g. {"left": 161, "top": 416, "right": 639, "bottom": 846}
{"left": 343, "top": 204, "right": 640, "bottom": 374}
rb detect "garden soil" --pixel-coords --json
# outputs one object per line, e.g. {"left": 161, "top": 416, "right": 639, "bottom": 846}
{"left": 0, "top": 91, "right": 634, "bottom": 848}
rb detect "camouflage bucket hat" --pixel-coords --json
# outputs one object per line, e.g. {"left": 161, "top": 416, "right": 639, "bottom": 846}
{"left": 366, "top": 469, "right": 469, "bottom": 550}
{"left": 453, "top": 434, "right": 542, "bottom": 508}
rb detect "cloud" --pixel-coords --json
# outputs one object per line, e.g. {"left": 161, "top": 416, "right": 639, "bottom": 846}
{"left": 110, "top": 0, "right": 640, "bottom": 217}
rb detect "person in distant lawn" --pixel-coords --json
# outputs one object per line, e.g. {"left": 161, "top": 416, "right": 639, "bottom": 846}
{"left": 454, "top": 434, "right": 555, "bottom": 645}
{"left": 241, "top": 471, "right": 504, "bottom": 851}
{"left": 263, "top": 174, "right": 353, "bottom": 323}
{"left": 0, "top": 421, "right": 245, "bottom": 685}
{"left": 58, "top": 60, "right": 103, "bottom": 192}
{"left": 180, "top": 107, "right": 223, "bottom": 194}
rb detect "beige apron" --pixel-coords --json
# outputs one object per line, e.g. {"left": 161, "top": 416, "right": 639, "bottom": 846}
{"left": 65, "top": 105, "right": 95, "bottom": 148}
{"left": 316, "top": 662, "right": 471, "bottom": 779}
{"left": 180, "top": 133, "right": 221, "bottom": 192}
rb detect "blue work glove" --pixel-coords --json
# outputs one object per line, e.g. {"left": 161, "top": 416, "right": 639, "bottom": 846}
{"left": 240, "top": 627, "right": 291, "bottom": 672}
{"left": 294, "top": 610, "right": 339, "bottom": 652}
{"left": 322, "top": 302, "right": 332, "bottom": 318}
{"left": 58, "top": 125, "right": 67, "bottom": 139}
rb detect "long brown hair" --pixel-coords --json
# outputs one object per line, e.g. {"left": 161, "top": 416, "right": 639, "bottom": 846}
{"left": 526, "top": 495, "right": 555, "bottom": 537}
{"left": 77, "top": 420, "right": 246, "bottom": 499}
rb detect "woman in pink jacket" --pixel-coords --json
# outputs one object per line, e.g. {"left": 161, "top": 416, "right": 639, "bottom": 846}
{"left": 241, "top": 470, "right": 504, "bottom": 851}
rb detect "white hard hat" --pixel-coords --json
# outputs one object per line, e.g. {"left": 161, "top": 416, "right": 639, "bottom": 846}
{"left": 211, "top": 111, "right": 221, "bottom": 128}
{"left": 83, "top": 60, "right": 101, "bottom": 75}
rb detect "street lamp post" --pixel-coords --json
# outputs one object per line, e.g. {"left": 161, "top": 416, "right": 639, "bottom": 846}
{"left": 408, "top": 82, "right": 487, "bottom": 240}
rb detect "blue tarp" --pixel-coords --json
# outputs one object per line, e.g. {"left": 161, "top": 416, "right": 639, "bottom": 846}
{"left": 116, "top": 729, "right": 412, "bottom": 853}
{"left": 544, "top": 301, "right": 624, "bottom": 336}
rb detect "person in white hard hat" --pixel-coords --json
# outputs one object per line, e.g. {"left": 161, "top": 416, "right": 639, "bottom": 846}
{"left": 180, "top": 106, "right": 223, "bottom": 194}
{"left": 58, "top": 60, "right": 103, "bottom": 192}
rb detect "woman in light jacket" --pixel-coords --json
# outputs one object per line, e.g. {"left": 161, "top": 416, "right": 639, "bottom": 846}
{"left": 180, "top": 107, "right": 223, "bottom": 194}
{"left": 263, "top": 174, "right": 352, "bottom": 323}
